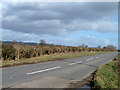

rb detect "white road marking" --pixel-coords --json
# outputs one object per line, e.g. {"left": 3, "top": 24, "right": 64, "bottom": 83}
{"left": 69, "top": 61, "right": 82, "bottom": 65}
{"left": 86, "top": 58, "right": 93, "bottom": 61}
{"left": 69, "top": 63, "right": 76, "bottom": 65}
{"left": 27, "top": 66, "right": 61, "bottom": 75}
{"left": 96, "top": 57, "right": 99, "bottom": 58}
{"left": 76, "top": 61, "right": 82, "bottom": 63}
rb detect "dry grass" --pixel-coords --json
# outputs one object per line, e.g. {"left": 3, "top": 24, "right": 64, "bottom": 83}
{"left": 93, "top": 58, "right": 118, "bottom": 88}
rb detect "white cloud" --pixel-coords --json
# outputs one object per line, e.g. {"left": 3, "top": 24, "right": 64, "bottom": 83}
{"left": 1, "top": 2, "right": 118, "bottom": 47}
{"left": 2, "top": 2, "right": 118, "bottom": 36}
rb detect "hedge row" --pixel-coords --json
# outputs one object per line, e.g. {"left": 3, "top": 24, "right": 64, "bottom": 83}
{"left": 2, "top": 44, "right": 111, "bottom": 60}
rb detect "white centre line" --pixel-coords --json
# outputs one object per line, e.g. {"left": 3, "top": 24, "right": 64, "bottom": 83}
{"left": 69, "top": 63, "right": 76, "bottom": 65}
{"left": 76, "top": 61, "right": 82, "bottom": 63}
{"left": 96, "top": 57, "right": 99, "bottom": 58}
{"left": 86, "top": 58, "right": 93, "bottom": 61}
{"left": 27, "top": 66, "right": 61, "bottom": 75}
{"left": 69, "top": 61, "right": 82, "bottom": 65}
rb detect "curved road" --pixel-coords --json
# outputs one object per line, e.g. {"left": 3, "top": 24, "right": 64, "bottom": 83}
{"left": 2, "top": 52, "right": 118, "bottom": 88}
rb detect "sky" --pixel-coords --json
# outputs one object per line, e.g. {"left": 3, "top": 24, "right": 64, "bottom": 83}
{"left": 1, "top": 2, "right": 118, "bottom": 47}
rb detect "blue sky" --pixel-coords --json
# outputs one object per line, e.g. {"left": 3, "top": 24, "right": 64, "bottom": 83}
{"left": 2, "top": 2, "right": 118, "bottom": 48}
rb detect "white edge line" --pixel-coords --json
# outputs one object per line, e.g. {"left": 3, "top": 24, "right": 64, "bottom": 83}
{"left": 27, "top": 66, "right": 61, "bottom": 75}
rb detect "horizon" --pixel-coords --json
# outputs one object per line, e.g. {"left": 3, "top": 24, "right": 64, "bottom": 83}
{"left": 2, "top": 40, "right": 117, "bottom": 49}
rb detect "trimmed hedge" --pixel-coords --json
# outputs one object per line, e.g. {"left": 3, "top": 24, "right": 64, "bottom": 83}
{"left": 2, "top": 44, "right": 111, "bottom": 60}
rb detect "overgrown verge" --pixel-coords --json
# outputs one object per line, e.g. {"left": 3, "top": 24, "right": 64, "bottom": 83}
{"left": 93, "top": 57, "right": 118, "bottom": 88}
{"left": 66, "top": 56, "right": 118, "bottom": 89}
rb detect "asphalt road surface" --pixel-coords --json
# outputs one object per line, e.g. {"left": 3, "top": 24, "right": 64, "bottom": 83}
{"left": 2, "top": 52, "right": 118, "bottom": 88}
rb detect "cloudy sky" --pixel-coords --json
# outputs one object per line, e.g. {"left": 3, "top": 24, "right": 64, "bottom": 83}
{"left": 2, "top": 2, "right": 118, "bottom": 47}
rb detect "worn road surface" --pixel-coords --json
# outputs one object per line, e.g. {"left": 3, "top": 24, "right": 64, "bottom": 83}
{"left": 2, "top": 52, "right": 118, "bottom": 88}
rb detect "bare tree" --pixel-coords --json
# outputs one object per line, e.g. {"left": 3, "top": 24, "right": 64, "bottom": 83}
{"left": 39, "top": 39, "right": 45, "bottom": 46}
{"left": 79, "top": 44, "right": 88, "bottom": 48}
{"left": 97, "top": 45, "right": 101, "bottom": 49}
{"left": 12, "top": 40, "right": 17, "bottom": 45}
{"left": 103, "top": 45, "right": 116, "bottom": 50}
{"left": 107, "top": 45, "right": 116, "bottom": 50}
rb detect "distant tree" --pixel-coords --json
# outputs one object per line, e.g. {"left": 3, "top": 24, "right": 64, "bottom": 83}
{"left": 103, "top": 46, "right": 107, "bottom": 49}
{"left": 97, "top": 45, "right": 101, "bottom": 49}
{"left": 107, "top": 45, "right": 116, "bottom": 50}
{"left": 50, "top": 44, "right": 54, "bottom": 46}
{"left": 81, "top": 44, "right": 85, "bottom": 47}
{"left": 103, "top": 45, "right": 116, "bottom": 51}
{"left": 20, "top": 43, "right": 25, "bottom": 46}
{"left": 79, "top": 44, "right": 88, "bottom": 48}
{"left": 85, "top": 45, "right": 88, "bottom": 48}
{"left": 12, "top": 40, "right": 17, "bottom": 45}
{"left": 39, "top": 39, "right": 45, "bottom": 46}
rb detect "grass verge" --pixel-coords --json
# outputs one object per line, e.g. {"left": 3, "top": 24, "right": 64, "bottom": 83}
{"left": 93, "top": 57, "right": 118, "bottom": 88}
{"left": 2, "top": 51, "right": 112, "bottom": 68}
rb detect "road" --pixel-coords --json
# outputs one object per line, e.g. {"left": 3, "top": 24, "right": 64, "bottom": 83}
{"left": 2, "top": 52, "right": 118, "bottom": 88}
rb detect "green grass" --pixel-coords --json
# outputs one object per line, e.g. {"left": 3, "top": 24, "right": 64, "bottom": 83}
{"left": 2, "top": 51, "right": 112, "bottom": 67}
{"left": 93, "top": 58, "right": 118, "bottom": 88}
